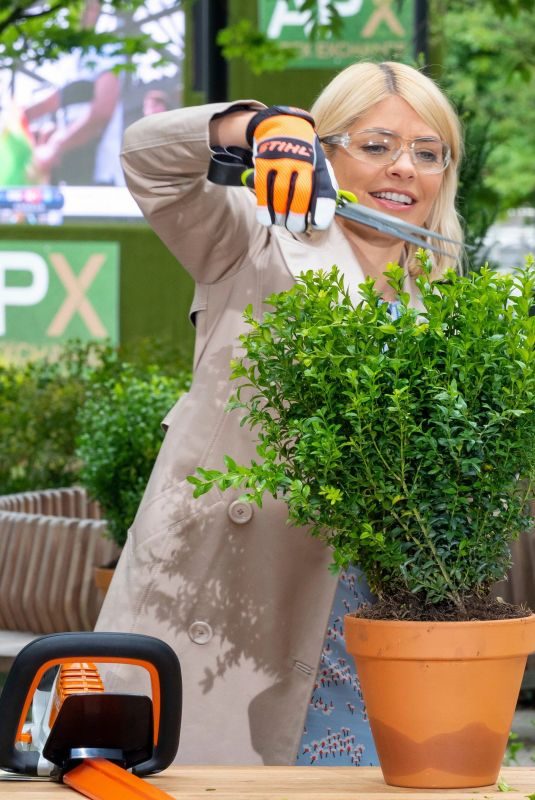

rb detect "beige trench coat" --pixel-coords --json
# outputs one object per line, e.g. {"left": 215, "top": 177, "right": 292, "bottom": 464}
{"left": 96, "top": 102, "right": 423, "bottom": 765}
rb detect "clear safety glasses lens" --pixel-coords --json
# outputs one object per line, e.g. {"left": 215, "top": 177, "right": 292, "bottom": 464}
{"left": 322, "top": 130, "right": 451, "bottom": 174}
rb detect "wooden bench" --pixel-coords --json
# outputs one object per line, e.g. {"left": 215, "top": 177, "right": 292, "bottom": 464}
{"left": 0, "top": 487, "right": 118, "bottom": 670}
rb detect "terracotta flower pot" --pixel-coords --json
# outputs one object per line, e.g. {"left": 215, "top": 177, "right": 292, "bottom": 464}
{"left": 344, "top": 613, "right": 535, "bottom": 789}
{"left": 93, "top": 566, "right": 115, "bottom": 594}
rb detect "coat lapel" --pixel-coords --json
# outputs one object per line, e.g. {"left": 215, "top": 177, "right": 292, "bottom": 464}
{"left": 273, "top": 222, "right": 423, "bottom": 309}
{"left": 273, "top": 223, "right": 366, "bottom": 304}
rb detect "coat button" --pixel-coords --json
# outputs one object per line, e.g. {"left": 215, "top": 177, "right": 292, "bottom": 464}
{"left": 188, "top": 621, "right": 213, "bottom": 645}
{"left": 228, "top": 500, "right": 253, "bottom": 525}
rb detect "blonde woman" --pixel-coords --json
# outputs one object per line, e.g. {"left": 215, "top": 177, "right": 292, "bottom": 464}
{"left": 313, "top": 60, "right": 463, "bottom": 281}
{"left": 97, "top": 61, "right": 463, "bottom": 767}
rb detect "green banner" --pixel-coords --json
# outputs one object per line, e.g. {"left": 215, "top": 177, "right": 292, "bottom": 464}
{"left": 258, "top": 0, "right": 415, "bottom": 68}
{"left": 0, "top": 240, "right": 119, "bottom": 359}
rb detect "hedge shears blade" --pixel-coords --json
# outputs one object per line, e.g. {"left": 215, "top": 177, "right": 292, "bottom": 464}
{"left": 0, "top": 633, "right": 182, "bottom": 800}
{"left": 207, "top": 148, "right": 464, "bottom": 257}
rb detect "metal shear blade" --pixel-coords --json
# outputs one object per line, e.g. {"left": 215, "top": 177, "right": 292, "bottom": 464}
{"left": 335, "top": 200, "right": 460, "bottom": 257}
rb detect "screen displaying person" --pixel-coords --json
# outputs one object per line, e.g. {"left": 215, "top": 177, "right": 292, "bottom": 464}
{"left": 142, "top": 89, "right": 171, "bottom": 116}
{"left": 22, "top": 0, "right": 125, "bottom": 186}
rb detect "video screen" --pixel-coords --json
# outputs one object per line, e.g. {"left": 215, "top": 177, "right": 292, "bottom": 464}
{"left": 0, "top": 0, "right": 183, "bottom": 224}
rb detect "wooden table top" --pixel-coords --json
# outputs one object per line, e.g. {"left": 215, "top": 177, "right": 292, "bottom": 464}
{"left": 0, "top": 766, "right": 534, "bottom": 799}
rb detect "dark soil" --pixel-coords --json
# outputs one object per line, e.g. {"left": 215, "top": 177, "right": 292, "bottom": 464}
{"left": 353, "top": 592, "right": 532, "bottom": 622}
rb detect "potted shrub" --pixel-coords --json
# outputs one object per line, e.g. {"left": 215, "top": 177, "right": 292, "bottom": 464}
{"left": 76, "top": 364, "right": 190, "bottom": 591}
{"left": 189, "top": 253, "right": 535, "bottom": 789}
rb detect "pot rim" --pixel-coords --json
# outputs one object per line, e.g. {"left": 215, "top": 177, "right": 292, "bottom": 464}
{"left": 344, "top": 612, "right": 535, "bottom": 660}
{"left": 344, "top": 612, "right": 535, "bottom": 628}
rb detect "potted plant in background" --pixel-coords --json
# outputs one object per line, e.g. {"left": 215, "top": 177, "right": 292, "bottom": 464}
{"left": 77, "top": 364, "right": 190, "bottom": 592}
{"left": 189, "top": 253, "right": 535, "bottom": 789}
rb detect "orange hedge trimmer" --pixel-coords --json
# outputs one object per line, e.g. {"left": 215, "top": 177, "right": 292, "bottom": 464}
{"left": 0, "top": 632, "right": 181, "bottom": 800}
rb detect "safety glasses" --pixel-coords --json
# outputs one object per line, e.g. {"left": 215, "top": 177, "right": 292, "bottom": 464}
{"left": 321, "top": 129, "right": 451, "bottom": 174}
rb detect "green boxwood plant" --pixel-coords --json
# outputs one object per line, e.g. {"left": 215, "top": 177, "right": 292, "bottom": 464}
{"left": 76, "top": 366, "right": 189, "bottom": 549}
{"left": 189, "top": 253, "right": 535, "bottom": 619}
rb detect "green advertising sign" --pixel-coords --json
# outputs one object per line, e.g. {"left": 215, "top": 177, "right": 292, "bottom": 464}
{"left": 258, "top": 0, "right": 415, "bottom": 68}
{"left": 0, "top": 240, "right": 119, "bottom": 359}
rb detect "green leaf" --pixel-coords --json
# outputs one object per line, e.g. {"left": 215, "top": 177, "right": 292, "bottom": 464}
{"left": 223, "top": 455, "right": 238, "bottom": 471}
{"left": 191, "top": 483, "right": 214, "bottom": 498}
{"left": 497, "top": 776, "right": 515, "bottom": 792}
{"left": 378, "top": 324, "right": 397, "bottom": 334}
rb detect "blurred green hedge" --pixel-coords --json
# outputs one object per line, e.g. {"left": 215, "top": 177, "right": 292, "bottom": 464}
{"left": 76, "top": 363, "right": 189, "bottom": 548}
{"left": 0, "top": 340, "right": 191, "bottom": 544}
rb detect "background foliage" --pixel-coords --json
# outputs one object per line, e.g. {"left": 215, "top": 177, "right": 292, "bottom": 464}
{"left": 433, "top": 0, "right": 535, "bottom": 256}
{"left": 0, "top": 342, "right": 104, "bottom": 494}
{"left": 76, "top": 363, "right": 189, "bottom": 547}
{"left": 0, "top": 340, "right": 190, "bottom": 521}
{"left": 0, "top": 0, "right": 177, "bottom": 71}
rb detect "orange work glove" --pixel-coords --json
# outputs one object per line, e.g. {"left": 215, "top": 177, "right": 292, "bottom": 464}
{"left": 246, "top": 106, "right": 337, "bottom": 233}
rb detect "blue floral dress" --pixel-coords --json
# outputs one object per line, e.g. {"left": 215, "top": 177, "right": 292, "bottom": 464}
{"left": 295, "top": 567, "right": 378, "bottom": 766}
{"left": 296, "top": 301, "right": 402, "bottom": 766}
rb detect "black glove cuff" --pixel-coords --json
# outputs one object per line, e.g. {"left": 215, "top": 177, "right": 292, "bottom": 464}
{"left": 211, "top": 103, "right": 259, "bottom": 123}
{"left": 245, "top": 105, "right": 315, "bottom": 147}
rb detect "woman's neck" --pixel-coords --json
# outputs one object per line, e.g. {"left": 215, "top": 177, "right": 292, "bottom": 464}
{"left": 338, "top": 219, "right": 405, "bottom": 302}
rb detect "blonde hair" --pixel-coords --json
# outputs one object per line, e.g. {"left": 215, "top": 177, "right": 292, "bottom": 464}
{"left": 311, "top": 61, "right": 463, "bottom": 277}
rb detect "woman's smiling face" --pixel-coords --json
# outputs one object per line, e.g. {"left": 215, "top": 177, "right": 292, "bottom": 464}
{"left": 329, "top": 95, "right": 446, "bottom": 233}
